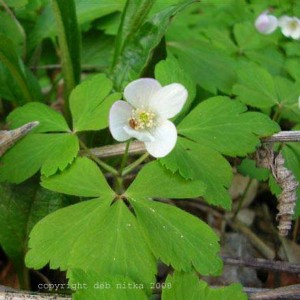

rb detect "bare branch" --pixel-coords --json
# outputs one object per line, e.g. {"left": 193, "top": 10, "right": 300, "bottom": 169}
{"left": 86, "top": 131, "right": 300, "bottom": 159}
{"left": 262, "top": 131, "right": 300, "bottom": 143}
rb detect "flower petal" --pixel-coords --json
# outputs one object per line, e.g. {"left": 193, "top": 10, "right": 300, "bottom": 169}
{"left": 255, "top": 13, "right": 278, "bottom": 34}
{"left": 123, "top": 126, "right": 154, "bottom": 142}
{"left": 109, "top": 101, "right": 132, "bottom": 141}
{"left": 124, "top": 78, "right": 162, "bottom": 108}
{"left": 149, "top": 83, "right": 188, "bottom": 119}
{"left": 144, "top": 120, "right": 177, "bottom": 158}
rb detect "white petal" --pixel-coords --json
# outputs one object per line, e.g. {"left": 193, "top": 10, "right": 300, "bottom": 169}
{"left": 149, "top": 83, "right": 188, "bottom": 119}
{"left": 255, "top": 13, "right": 278, "bottom": 34}
{"left": 123, "top": 125, "right": 154, "bottom": 142}
{"left": 278, "top": 16, "right": 291, "bottom": 28}
{"left": 124, "top": 78, "right": 162, "bottom": 108}
{"left": 279, "top": 16, "right": 300, "bottom": 39}
{"left": 109, "top": 101, "right": 132, "bottom": 141}
{"left": 144, "top": 120, "right": 177, "bottom": 158}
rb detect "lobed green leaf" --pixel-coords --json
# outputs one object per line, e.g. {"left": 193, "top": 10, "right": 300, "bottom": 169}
{"left": 126, "top": 160, "right": 206, "bottom": 200}
{"left": 129, "top": 198, "right": 222, "bottom": 276}
{"left": 178, "top": 96, "right": 280, "bottom": 156}
{"left": 41, "top": 157, "right": 114, "bottom": 198}
{"left": 162, "top": 271, "right": 247, "bottom": 300}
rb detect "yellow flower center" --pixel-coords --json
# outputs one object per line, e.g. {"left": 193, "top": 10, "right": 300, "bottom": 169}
{"left": 288, "top": 20, "right": 298, "bottom": 30}
{"left": 129, "top": 108, "right": 156, "bottom": 130}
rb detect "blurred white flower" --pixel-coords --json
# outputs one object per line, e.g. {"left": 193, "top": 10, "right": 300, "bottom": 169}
{"left": 255, "top": 11, "right": 278, "bottom": 34}
{"left": 109, "top": 78, "right": 187, "bottom": 158}
{"left": 278, "top": 16, "right": 300, "bottom": 40}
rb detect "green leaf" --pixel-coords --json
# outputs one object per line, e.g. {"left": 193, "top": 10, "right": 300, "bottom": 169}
{"left": 0, "top": 133, "right": 79, "bottom": 183}
{"left": 5, "top": 0, "right": 28, "bottom": 8}
{"left": 178, "top": 96, "right": 280, "bottom": 156}
{"left": 70, "top": 74, "right": 120, "bottom": 132}
{"left": 233, "top": 63, "right": 300, "bottom": 121}
{"left": 162, "top": 271, "right": 247, "bottom": 300}
{"left": 129, "top": 198, "right": 222, "bottom": 276}
{"left": 51, "top": 0, "right": 81, "bottom": 104}
{"left": 69, "top": 200, "right": 156, "bottom": 291}
{"left": 8, "top": 102, "right": 70, "bottom": 133}
{"left": 112, "top": 1, "right": 194, "bottom": 90}
{"left": 232, "top": 63, "right": 278, "bottom": 108}
{"left": 26, "top": 200, "right": 156, "bottom": 292}
{"left": 161, "top": 138, "right": 233, "bottom": 209}
{"left": 0, "top": 11, "right": 24, "bottom": 55}
{"left": 41, "top": 157, "right": 114, "bottom": 198}
{"left": 26, "top": 198, "right": 111, "bottom": 270}
{"left": 237, "top": 158, "right": 270, "bottom": 181}
{"left": 155, "top": 56, "right": 196, "bottom": 119}
{"left": 0, "top": 183, "right": 67, "bottom": 286}
{"left": 29, "top": 1, "right": 124, "bottom": 52}
{"left": 112, "top": 0, "right": 154, "bottom": 67}
{"left": 126, "top": 161, "right": 206, "bottom": 199}
{"left": 0, "top": 34, "right": 40, "bottom": 103}
{"left": 167, "top": 40, "right": 237, "bottom": 94}
{"left": 69, "top": 270, "right": 148, "bottom": 300}
{"left": 40, "top": 135, "right": 79, "bottom": 177}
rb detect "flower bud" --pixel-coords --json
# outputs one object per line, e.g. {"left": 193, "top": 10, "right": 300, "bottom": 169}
{"left": 255, "top": 11, "right": 278, "bottom": 34}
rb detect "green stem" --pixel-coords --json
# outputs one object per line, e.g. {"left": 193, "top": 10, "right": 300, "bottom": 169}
{"left": 119, "top": 140, "right": 131, "bottom": 174}
{"left": 232, "top": 178, "right": 253, "bottom": 221}
{"left": 122, "top": 152, "right": 149, "bottom": 176}
{"left": 18, "top": 265, "right": 30, "bottom": 290}
{"left": 80, "top": 140, "right": 119, "bottom": 176}
{"left": 51, "top": 0, "right": 76, "bottom": 123}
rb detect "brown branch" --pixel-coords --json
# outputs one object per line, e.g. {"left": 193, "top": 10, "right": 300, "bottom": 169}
{"left": 1, "top": 284, "right": 300, "bottom": 299}
{"left": 248, "top": 284, "right": 300, "bottom": 299}
{"left": 262, "top": 131, "right": 300, "bottom": 143}
{"left": 86, "top": 131, "right": 300, "bottom": 158}
{"left": 222, "top": 256, "right": 300, "bottom": 274}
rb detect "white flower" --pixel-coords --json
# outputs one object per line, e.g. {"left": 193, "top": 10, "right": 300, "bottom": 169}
{"left": 255, "top": 11, "right": 278, "bottom": 34}
{"left": 278, "top": 16, "right": 300, "bottom": 40}
{"left": 109, "top": 78, "right": 187, "bottom": 158}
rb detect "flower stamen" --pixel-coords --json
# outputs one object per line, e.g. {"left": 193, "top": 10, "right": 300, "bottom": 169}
{"left": 129, "top": 108, "right": 156, "bottom": 130}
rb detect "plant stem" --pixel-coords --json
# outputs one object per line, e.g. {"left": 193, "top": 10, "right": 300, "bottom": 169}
{"left": 122, "top": 152, "right": 149, "bottom": 176}
{"left": 232, "top": 178, "right": 253, "bottom": 221}
{"left": 51, "top": 0, "right": 79, "bottom": 124}
{"left": 79, "top": 140, "right": 118, "bottom": 176}
{"left": 119, "top": 140, "right": 131, "bottom": 174}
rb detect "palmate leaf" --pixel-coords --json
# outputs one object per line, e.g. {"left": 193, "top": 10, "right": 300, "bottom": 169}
{"left": 0, "top": 133, "right": 79, "bottom": 183}
{"left": 7, "top": 102, "right": 69, "bottom": 133}
{"left": 69, "top": 200, "right": 156, "bottom": 291}
{"left": 162, "top": 271, "right": 247, "bottom": 300}
{"left": 26, "top": 198, "right": 112, "bottom": 270}
{"left": 126, "top": 161, "right": 206, "bottom": 199}
{"left": 69, "top": 270, "right": 148, "bottom": 300}
{"left": 0, "top": 183, "right": 67, "bottom": 286}
{"left": 127, "top": 198, "right": 222, "bottom": 276}
{"left": 41, "top": 157, "right": 114, "bottom": 198}
{"left": 178, "top": 96, "right": 280, "bottom": 156}
{"left": 70, "top": 74, "right": 121, "bottom": 132}
{"left": 167, "top": 39, "right": 237, "bottom": 94}
{"left": 26, "top": 200, "right": 156, "bottom": 293}
{"left": 160, "top": 138, "right": 233, "bottom": 209}
{"left": 233, "top": 63, "right": 300, "bottom": 121}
